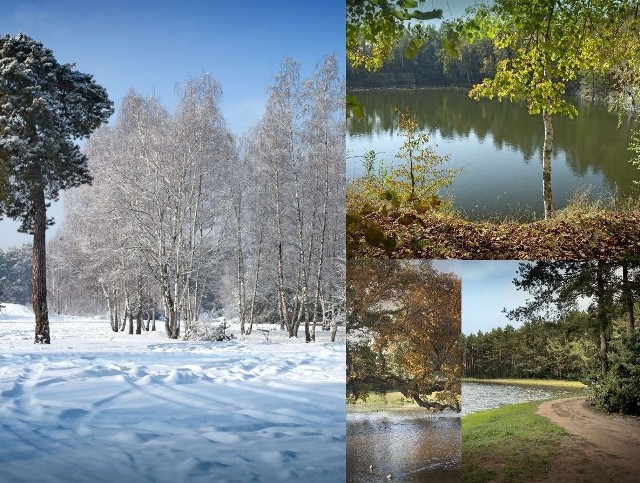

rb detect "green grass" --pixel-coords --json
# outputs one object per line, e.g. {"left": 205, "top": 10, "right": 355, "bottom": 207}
{"left": 462, "top": 377, "right": 587, "bottom": 389}
{"left": 347, "top": 391, "right": 419, "bottom": 411}
{"left": 462, "top": 401, "right": 567, "bottom": 482}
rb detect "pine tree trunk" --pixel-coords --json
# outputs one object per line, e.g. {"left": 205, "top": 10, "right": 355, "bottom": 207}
{"left": 542, "top": 111, "right": 554, "bottom": 219}
{"left": 32, "top": 187, "right": 50, "bottom": 344}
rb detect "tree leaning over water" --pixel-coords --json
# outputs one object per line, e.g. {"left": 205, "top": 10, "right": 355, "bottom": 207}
{"left": 347, "top": 260, "right": 461, "bottom": 411}
{"left": 0, "top": 34, "right": 113, "bottom": 343}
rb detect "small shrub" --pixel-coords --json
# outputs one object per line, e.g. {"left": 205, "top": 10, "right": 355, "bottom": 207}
{"left": 184, "top": 320, "right": 236, "bottom": 342}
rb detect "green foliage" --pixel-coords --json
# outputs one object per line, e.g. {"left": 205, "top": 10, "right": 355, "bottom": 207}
{"left": 347, "top": 0, "right": 442, "bottom": 71}
{"left": 591, "top": 331, "right": 640, "bottom": 415}
{"left": 347, "top": 25, "right": 503, "bottom": 88}
{"left": 455, "top": 0, "right": 611, "bottom": 118}
{"left": 347, "top": 107, "right": 457, "bottom": 213}
{"left": 462, "top": 314, "right": 598, "bottom": 381}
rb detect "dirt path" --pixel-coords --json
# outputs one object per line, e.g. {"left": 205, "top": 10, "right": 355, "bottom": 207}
{"left": 536, "top": 397, "right": 640, "bottom": 482}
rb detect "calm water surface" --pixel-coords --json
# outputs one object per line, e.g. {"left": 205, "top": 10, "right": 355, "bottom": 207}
{"left": 347, "top": 88, "right": 639, "bottom": 219}
{"left": 347, "top": 410, "right": 460, "bottom": 482}
{"left": 461, "top": 381, "right": 585, "bottom": 415}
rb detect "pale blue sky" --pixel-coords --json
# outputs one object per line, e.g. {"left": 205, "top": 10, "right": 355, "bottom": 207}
{"left": 433, "top": 260, "right": 532, "bottom": 335}
{"left": 0, "top": 0, "right": 344, "bottom": 248}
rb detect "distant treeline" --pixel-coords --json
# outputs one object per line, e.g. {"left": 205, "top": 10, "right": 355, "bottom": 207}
{"left": 347, "top": 25, "right": 503, "bottom": 88}
{"left": 347, "top": 25, "right": 611, "bottom": 100}
{"left": 462, "top": 311, "right": 631, "bottom": 381}
{"left": 0, "top": 244, "right": 31, "bottom": 306}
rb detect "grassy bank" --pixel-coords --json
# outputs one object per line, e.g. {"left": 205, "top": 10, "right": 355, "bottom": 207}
{"left": 463, "top": 401, "right": 566, "bottom": 482}
{"left": 463, "top": 378, "right": 587, "bottom": 389}
{"left": 346, "top": 391, "right": 420, "bottom": 412}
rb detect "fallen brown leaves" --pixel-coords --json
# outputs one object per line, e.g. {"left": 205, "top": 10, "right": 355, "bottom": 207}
{"left": 346, "top": 209, "right": 640, "bottom": 260}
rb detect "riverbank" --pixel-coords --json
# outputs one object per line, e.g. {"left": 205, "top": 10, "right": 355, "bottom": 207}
{"left": 463, "top": 397, "right": 640, "bottom": 482}
{"left": 462, "top": 378, "right": 587, "bottom": 389}
{"left": 346, "top": 201, "right": 640, "bottom": 259}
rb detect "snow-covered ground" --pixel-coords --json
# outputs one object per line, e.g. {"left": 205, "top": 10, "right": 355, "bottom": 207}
{"left": 0, "top": 304, "right": 346, "bottom": 482}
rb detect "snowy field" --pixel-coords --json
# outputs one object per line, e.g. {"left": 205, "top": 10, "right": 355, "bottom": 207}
{"left": 0, "top": 304, "right": 346, "bottom": 483}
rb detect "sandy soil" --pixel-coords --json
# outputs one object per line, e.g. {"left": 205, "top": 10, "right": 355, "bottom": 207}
{"left": 536, "top": 397, "right": 640, "bottom": 482}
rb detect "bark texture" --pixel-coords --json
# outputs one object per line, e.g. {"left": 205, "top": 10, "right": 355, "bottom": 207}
{"left": 32, "top": 188, "right": 50, "bottom": 344}
{"left": 542, "top": 110, "right": 554, "bottom": 219}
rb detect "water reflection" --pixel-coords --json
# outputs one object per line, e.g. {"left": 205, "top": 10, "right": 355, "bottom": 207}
{"left": 347, "top": 411, "right": 460, "bottom": 482}
{"left": 462, "top": 381, "right": 585, "bottom": 416}
{"left": 347, "top": 89, "right": 639, "bottom": 219}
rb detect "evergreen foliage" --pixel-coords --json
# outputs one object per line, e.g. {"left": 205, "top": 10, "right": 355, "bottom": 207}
{"left": 0, "top": 33, "right": 113, "bottom": 231}
{"left": 592, "top": 331, "right": 640, "bottom": 415}
{"left": 0, "top": 34, "right": 112, "bottom": 343}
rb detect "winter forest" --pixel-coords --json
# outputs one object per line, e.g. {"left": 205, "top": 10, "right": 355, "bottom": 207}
{"left": 39, "top": 55, "right": 345, "bottom": 341}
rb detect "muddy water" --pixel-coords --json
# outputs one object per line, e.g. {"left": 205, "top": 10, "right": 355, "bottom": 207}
{"left": 346, "top": 410, "right": 460, "bottom": 482}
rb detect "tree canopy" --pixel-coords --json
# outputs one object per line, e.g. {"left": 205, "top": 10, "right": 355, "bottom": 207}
{"left": 0, "top": 33, "right": 113, "bottom": 231}
{"left": 347, "top": 260, "right": 461, "bottom": 411}
{"left": 347, "top": 0, "right": 443, "bottom": 71}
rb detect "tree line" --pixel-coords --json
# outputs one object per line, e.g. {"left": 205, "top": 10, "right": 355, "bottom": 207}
{"left": 45, "top": 56, "right": 345, "bottom": 341}
{"left": 347, "top": 25, "right": 502, "bottom": 89}
{"left": 462, "top": 314, "right": 597, "bottom": 381}
{"left": 0, "top": 244, "right": 31, "bottom": 307}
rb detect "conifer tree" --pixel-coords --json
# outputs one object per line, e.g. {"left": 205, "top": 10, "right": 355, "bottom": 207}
{"left": 0, "top": 34, "right": 113, "bottom": 343}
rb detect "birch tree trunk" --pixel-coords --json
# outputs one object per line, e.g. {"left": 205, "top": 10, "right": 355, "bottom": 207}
{"left": 542, "top": 110, "right": 554, "bottom": 219}
{"left": 622, "top": 263, "right": 635, "bottom": 336}
{"left": 596, "top": 262, "right": 609, "bottom": 375}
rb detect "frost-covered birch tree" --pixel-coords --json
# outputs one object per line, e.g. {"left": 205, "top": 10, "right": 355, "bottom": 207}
{"left": 239, "top": 55, "right": 345, "bottom": 339}
{"left": 49, "top": 56, "right": 345, "bottom": 342}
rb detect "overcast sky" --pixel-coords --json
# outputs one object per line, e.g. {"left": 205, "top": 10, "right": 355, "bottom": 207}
{"left": 0, "top": 0, "right": 343, "bottom": 249}
{"left": 433, "top": 260, "right": 532, "bottom": 335}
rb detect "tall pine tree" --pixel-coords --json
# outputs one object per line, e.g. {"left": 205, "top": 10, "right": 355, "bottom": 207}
{"left": 0, "top": 34, "right": 113, "bottom": 343}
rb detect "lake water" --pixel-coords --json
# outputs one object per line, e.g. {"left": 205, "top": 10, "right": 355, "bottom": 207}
{"left": 347, "top": 410, "right": 460, "bottom": 482}
{"left": 347, "top": 382, "right": 586, "bottom": 481}
{"left": 347, "top": 88, "right": 639, "bottom": 220}
{"left": 461, "top": 381, "right": 584, "bottom": 416}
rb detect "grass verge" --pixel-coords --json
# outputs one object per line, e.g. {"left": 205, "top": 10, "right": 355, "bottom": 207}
{"left": 346, "top": 391, "right": 419, "bottom": 411}
{"left": 462, "top": 378, "right": 587, "bottom": 389}
{"left": 463, "top": 401, "right": 566, "bottom": 482}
